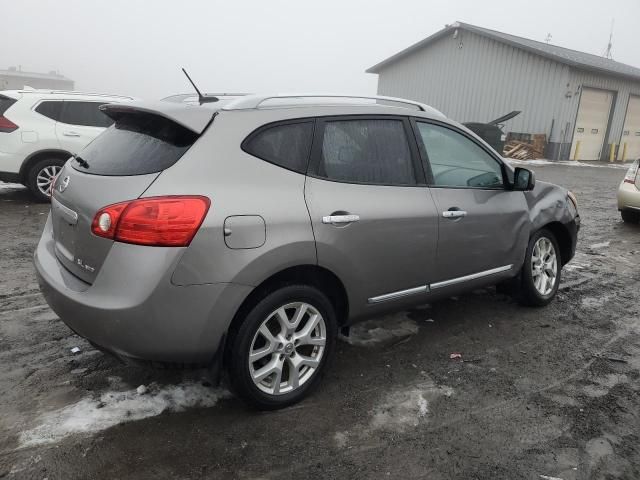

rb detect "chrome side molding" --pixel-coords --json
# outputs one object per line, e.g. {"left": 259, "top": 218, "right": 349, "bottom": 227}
{"left": 430, "top": 265, "right": 513, "bottom": 290}
{"left": 367, "top": 265, "right": 513, "bottom": 304}
{"left": 368, "top": 285, "right": 429, "bottom": 304}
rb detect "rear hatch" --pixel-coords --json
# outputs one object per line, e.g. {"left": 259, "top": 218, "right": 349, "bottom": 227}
{"left": 50, "top": 103, "right": 212, "bottom": 284}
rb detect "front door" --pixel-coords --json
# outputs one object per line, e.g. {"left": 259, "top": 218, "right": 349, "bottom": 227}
{"left": 413, "top": 120, "right": 529, "bottom": 287}
{"left": 305, "top": 116, "right": 439, "bottom": 314}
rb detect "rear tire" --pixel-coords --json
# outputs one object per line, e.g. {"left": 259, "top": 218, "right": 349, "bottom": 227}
{"left": 26, "top": 158, "right": 65, "bottom": 202}
{"left": 518, "top": 229, "right": 561, "bottom": 307}
{"left": 621, "top": 210, "right": 640, "bottom": 224}
{"left": 225, "top": 284, "right": 337, "bottom": 410}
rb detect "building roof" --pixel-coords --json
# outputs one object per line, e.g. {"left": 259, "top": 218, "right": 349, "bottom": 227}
{"left": 366, "top": 22, "right": 640, "bottom": 82}
{"left": 0, "top": 68, "right": 73, "bottom": 81}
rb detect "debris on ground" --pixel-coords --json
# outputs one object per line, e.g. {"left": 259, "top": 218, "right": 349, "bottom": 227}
{"left": 136, "top": 385, "right": 148, "bottom": 395}
{"left": 504, "top": 140, "right": 544, "bottom": 160}
{"left": 449, "top": 353, "right": 463, "bottom": 360}
{"left": 592, "top": 354, "right": 628, "bottom": 364}
{"left": 70, "top": 347, "right": 81, "bottom": 354}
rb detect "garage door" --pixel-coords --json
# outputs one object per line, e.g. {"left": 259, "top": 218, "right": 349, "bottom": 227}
{"left": 570, "top": 88, "right": 614, "bottom": 161}
{"left": 621, "top": 95, "right": 640, "bottom": 161}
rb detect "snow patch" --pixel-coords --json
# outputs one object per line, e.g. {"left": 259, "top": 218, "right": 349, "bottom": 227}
{"left": 581, "top": 294, "right": 614, "bottom": 309}
{"left": 20, "top": 381, "right": 226, "bottom": 446}
{"left": 0, "top": 181, "right": 24, "bottom": 191}
{"left": 506, "top": 159, "right": 629, "bottom": 170}
{"left": 370, "top": 381, "right": 453, "bottom": 431}
{"left": 340, "top": 312, "right": 419, "bottom": 347}
{"left": 333, "top": 431, "right": 348, "bottom": 448}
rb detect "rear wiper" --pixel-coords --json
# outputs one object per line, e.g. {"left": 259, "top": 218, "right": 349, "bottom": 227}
{"left": 73, "top": 155, "right": 90, "bottom": 169}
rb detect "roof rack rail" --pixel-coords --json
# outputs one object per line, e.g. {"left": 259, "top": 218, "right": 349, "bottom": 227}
{"left": 16, "top": 89, "right": 134, "bottom": 100}
{"left": 161, "top": 92, "right": 250, "bottom": 103}
{"left": 222, "top": 94, "right": 444, "bottom": 116}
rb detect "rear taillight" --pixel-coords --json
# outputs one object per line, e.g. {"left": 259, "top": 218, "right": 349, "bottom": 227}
{"left": 91, "top": 196, "right": 210, "bottom": 247}
{"left": 0, "top": 116, "right": 18, "bottom": 133}
{"left": 623, "top": 161, "right": 639, "bottom": 184}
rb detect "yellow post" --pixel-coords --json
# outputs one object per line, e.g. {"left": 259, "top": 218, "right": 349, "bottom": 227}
{"left": 622, "top": 142, "right": 628, "bottom": 162}
{"left": 609, "top": 143, "right": 616, "bottom": 162}
{"left": 573, "top": 141, "right": 581, "bottom": 161}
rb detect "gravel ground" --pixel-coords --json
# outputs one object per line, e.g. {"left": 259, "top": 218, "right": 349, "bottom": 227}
{"left": 0, "top": 163, "right": 639, "bottom": 480}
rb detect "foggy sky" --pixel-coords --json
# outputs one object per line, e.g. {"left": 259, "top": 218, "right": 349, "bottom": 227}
{"left": 3, "top": 0, "right": 640, "bottom": 100}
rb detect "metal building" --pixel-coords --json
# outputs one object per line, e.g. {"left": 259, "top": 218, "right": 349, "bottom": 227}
{"left": 0, "top": 67, "right": 74, "bottom": 91}
{"left": 367, "top": 22, "right": 640, "bottom": 161}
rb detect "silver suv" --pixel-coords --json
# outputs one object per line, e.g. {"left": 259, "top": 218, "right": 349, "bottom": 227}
{"left": 35, "top": 94, "right": 580, "bottom": 409}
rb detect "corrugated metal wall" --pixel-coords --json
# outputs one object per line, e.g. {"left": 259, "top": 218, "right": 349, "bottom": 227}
{"left": 375, "top": 29, "right": 640, "bottom": 156}
{"left": 376, "top": 30, "right": 570, "bottom": 141}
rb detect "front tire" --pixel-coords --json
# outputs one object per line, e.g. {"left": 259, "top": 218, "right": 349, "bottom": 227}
{"left": 226, "top": 285, "right": 337, "bottom": 410}
{"left": 518, "top": 229, "right": 561, "bottom": 307}
{"left": 26, "top": 158, "right": 65, "bottom": 202}
{"left": 621, "top": 210, "right": 640, "bottom": 224}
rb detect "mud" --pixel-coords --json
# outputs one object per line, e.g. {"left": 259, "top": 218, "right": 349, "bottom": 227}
{"left": 0, "top": 164, "right": 639, "bottom": 479}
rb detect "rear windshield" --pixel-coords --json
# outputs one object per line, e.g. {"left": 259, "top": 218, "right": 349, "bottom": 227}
{"left": 0, "top": 95, "right": 17, "bottom": 115}
{"left": 71, "top": 112, "right": 199, "bottom": 176}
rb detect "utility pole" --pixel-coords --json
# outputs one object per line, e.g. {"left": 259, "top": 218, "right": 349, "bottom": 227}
{"left": 603, "top": 19, "right": 614, "bottom": 59}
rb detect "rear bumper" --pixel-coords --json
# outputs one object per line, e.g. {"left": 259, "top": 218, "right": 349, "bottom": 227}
{"left": 34, "top": 215, "right": 252, "bottom": 365}
{"left": 617, "top": 181, "right": 640, "bottom": 211}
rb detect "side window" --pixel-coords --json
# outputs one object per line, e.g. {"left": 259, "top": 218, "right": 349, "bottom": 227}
{"left": 60, "top": 102, "right": 114, "bottom": 128}
{"left": 416, "top": 122, "right": 504, "bottom": 188}
{"left": 35, "top": 101, "right": 63, "bottom": 121}
{"left": 318, "top": 119, "right": 416, "bottom": 185}
{"left": 243, "top": 122, "right": 313, "bottom": 173}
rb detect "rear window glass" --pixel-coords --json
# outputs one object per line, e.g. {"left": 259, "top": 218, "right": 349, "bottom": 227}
{"left": 243, "top": 122, "right": 313, "bottom": 173}
{"left": 0, "top": 95, "right": 17, "bottom": 115}
{"left": 71, "top": 112, "right": 199, "bottom": 176}
{"left": 35, "top": 101, "right": 63, "bottom": 121}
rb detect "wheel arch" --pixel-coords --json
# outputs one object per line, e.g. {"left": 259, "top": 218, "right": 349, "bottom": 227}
{"left": 230, "top": 265, "right": 349, "bottom": 332}
{"left": 539, "top": 221, "right": 573, "bottom": 266}
{"left": 19, "top": 149, "right": 73, "bottom": 183}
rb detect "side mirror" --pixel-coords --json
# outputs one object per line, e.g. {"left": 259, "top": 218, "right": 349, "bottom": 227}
{"left": 513, "top": 167, "right": 536, "bottom": 191}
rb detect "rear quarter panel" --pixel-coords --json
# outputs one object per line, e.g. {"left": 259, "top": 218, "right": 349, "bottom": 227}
{"left": 143, "top": 110, "right": 317, "bottom": 287}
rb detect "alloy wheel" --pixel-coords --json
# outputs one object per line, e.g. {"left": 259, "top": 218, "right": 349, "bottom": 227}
{"left": 36, "top": 165, "right": 62, "bottom": 197}
{"left": 531, "top": 237, "right": 558, "bottom": 296}
{"left": 248, "top": 302, "right": 326, "bottom": 395}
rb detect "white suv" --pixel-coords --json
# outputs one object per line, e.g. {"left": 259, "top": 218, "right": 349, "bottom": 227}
{"left": 0, "top": 89, "right": 132, "bottom": 201}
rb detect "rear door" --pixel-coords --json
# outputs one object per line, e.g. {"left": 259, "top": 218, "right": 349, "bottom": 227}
{"left": 413, "top": 120, "right": 529, "bottom": 287}
{"left": 305, "top": 116, "right": 439, "bottom": 314}
{"left": 55, "top": 101, "right": 114, "bottom": 154}
{"left": 50, "top": 110, "right": 200, "bottom": 283}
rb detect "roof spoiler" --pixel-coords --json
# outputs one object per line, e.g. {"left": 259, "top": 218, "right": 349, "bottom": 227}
{"left": 100, "top": 101, "right": 216, "bottom": 134}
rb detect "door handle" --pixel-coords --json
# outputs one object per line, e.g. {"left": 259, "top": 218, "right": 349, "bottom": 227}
{"left": 322, "top": 214, "right": 360, "bottom": 224}
{"left": 442, "top": 210, "right": 467, "bottom": 219}
{"left": 63, "top": 131, "right": 81, "bottom": 137}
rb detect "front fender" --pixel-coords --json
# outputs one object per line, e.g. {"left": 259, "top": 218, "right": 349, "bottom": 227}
{"left": 524, "top": 181, "right": 575, "bottom": 231}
